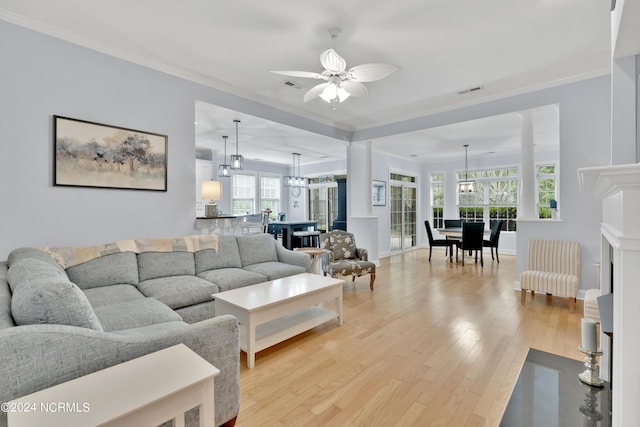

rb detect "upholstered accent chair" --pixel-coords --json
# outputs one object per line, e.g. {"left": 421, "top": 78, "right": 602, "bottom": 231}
{"left": 319, "top": 230, "right": 376, "bottom": 291}
{"left": 520, "top": 240, "right": 580, "bottom": 308}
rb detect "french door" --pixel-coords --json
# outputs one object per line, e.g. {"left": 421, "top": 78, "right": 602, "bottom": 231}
{"left": 390, "top": 174, "right": 417, "bottom": 251}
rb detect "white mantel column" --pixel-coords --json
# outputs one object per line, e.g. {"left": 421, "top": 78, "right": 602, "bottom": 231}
{"left": 517, "top": 110, "right": 537, "bottom": 220}
{"left": 346, "top": 141, "right": 379, "bottom": 264}
{"left": 579, "top": 164, "right": 640, "bottom": 426}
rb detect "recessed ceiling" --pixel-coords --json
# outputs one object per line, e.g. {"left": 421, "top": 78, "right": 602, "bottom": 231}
{"left": 0, "top": 1, "right": 611, "bottom": 165}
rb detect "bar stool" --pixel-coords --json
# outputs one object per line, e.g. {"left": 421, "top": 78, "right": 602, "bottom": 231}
{"left": 292, "top": 230, "right": 321, "bottom": 248}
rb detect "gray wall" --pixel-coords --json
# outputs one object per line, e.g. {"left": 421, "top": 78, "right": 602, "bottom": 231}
{"left": 0, "top": 20, "right": 337, "bottom": 259}
{"left": 0, "top": 19, "right": 612, "bottom": 295}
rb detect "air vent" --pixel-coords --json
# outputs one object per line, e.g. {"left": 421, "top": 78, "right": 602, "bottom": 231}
{"left": 458, "top": 86, "right": 484, "bottom": 95}
{"left": 282, "top": 80, "right": 304, "bottom": 90}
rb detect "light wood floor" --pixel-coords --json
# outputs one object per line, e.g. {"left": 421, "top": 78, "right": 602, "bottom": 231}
{"left": 235, "top": 248, "right": 584, "bottom": 427}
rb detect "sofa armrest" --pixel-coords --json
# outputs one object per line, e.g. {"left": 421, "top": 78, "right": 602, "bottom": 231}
{"left": 275, "top": 243, "right": 312, "bottom": 272}
{"left": 0, "top": 315, "right": 240, "bottom": 427}
{"left": 356, "top": 248, "right": 369, "bottom": 261}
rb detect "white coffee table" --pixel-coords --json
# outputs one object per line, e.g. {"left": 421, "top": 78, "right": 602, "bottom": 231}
{"left": 213, "top": 273, "right": 344, "bottom": 368}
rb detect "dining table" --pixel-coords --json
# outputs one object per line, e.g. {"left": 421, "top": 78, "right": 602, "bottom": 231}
{"left": 267, "top": 220, "right": 318, "bottom": 249}
{"left": 437, "top": 226, "right": 490, "bottom": 238}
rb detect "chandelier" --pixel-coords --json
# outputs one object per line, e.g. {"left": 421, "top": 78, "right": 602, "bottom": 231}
{"left": 218, "top": 135, "right": 231, "bottom": 178}
{"left": 458, "top": 144, "right": 476, "bottom": 193}
{"left": 230, "top": 119, "right": 244, "bottom": 170}
{"left": 283, "top": 153, "right": 307, "bottom": 188}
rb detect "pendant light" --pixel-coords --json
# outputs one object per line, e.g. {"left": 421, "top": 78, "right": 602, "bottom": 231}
{"left": 458, "top": 144, "right": 476, "bottom": 193}
{"left": 218, "top": 135, "right": 231, "bottom": 178}
{"left": 230, "top": 119, "right": 244, "bottom": 170}
{"left": 283, "top": 153, "right": 307, "bottom": 188}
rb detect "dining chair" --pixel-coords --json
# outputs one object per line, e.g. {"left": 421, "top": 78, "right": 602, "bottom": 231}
{"left": 483, "top": 220, "right": 503, "bottom": 262}
{"left": 456, "top": 222, "right": 485, "bottom": 266}
{"left": 425, "top": 220, "right": 456, "bottom": 262}
{"left": 442, "top": 219, "right": 462, "bottom": 256}
{"left": 443, "top": 219, "right": 462, "bottom": 228}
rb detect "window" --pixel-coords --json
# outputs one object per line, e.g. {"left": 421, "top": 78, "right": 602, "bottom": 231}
{"left": 308, "top": 176, "right": 339, "bottom": 232}
{"left": 537, "top": 164, "right": 557, "bottom": 219}
{"left": 430, "top": 173, "right": 444, "bottom": 229}
{"left": 231, "top": 173, "right": 256, "bottom": 215}
{"left": 458, "top": 168, "right": 518, "bottom": 231}
{"left": 232, "top": 172, "right": 281, "bottom": 217}
{"left": 260, "top": 175, "right": 281, "bottom": 218}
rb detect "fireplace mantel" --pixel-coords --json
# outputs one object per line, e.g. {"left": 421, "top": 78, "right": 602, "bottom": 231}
{"left": 578, "top": 163, "right": 640, "bottom": 426}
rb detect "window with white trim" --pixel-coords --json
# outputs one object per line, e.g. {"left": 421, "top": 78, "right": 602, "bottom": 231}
{"left": 430, "top": 173, "right": 444, "bottom": 229}
{"left": 231, "top": 172, "right": 281, "bottom": 217}
{"left": 537, "top": 164, "right": 557, "bottom": 219}
{"left": 457, "top": 168, "right": 518, "bottom": 231}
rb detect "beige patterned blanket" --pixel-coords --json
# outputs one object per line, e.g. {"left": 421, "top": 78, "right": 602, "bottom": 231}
{"left": 41, "top": 234, "right": 219, "bottom": 269}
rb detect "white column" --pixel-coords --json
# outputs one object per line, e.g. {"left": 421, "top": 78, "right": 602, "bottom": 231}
{"left": 517, "top": 110, "right": 537, "bottom": 220}
{"left": 347, "top": 141, "right": 373, "bottom": 217}
{"left": 346, "top": 141, "right": 379, "bottom": 264}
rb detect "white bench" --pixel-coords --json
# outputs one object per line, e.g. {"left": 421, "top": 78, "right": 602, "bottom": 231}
{"left": 520, "top": 240, "right": 580, "bottom": 308}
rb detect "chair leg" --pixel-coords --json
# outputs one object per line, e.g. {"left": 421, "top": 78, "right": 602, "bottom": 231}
{"left": 496, "top": 248, "right": 499, "bottom": 263}
{"left": 490, "top": 247, "right": 494, "bottom": 260}
{"left": 462, "top": 248, "right": 465, "bottom": 266}
{"left": 369, "top": 274, "right": 375, "bottom": 291}
{"left": 428, "top": 246, "right": 433, "bottom": 261}
{"left": 480, "top": 249, "right": 483, "bottom": 267}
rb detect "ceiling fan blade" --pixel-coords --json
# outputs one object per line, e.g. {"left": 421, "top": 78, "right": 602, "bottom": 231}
{"left": 271, "top": 70, "right": 326, "bottom": 80}
{"left": 347, "top": 63, "right": 399, "bottom": 82}
{"left": 341, "top": 81, "right": 369, "bottom": 97}
{"left": 320, "top": 49, "right": 346, "bottom": 74}
{"left": 304, "top": 82, "right": 330, "bottom": 102}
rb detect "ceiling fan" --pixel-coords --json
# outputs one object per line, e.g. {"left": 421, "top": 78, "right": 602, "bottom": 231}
{"left": 272, "top": 27, "right": 399, "bottom": 109}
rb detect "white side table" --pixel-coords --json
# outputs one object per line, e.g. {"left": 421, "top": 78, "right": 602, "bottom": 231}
{"left": 7, "top": 344, "right": 219, "bottom": 427}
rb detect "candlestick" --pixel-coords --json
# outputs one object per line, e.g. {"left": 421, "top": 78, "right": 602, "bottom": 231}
{"left": 581, "top": 318, "right": 597, "bottom": 352}
{"left": 578, "top": 346, "right": 604, "bottom": 387}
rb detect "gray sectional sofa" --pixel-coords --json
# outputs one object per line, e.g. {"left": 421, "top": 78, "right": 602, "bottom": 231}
{"left": 0, "top": 233, "right": 311, "bottom": 427}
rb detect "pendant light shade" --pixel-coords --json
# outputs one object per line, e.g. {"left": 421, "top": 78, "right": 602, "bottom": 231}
{"left": 230, "top": 119, "right": 244, "bottom": 170}
{"left": 218, "top": 135, "right": 231, "bottom": 178}
{"left": 283, "top": 153, "right": 307, "bottom": 188}
{"left": 458, "top": 144, "right": 476, "bottom": 193}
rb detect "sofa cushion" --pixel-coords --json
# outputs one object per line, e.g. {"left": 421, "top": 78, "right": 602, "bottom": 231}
{"left": 137, "top": 252, "right": 195, "bottom": 282}
{"left": 7, "top": 247, "right": 65, "bottom": 272}
{"left": 93, "top": 298, "right": 184, "bottom": 332}
{"left": 194, "top": 235, "right": 242, "bottom": 274}
{"left": 9, "top": 260, "right": 103, "bottom": 330}
{"left": 66, "top": 252, "right": 139, "bottom": 290}
{"left": 83, "top": 284, "right": 146, "bottom": 308}
{"left": 236, "top": 234, "right": 278, "bottom": 266}
{"left": 175, "top": 300, "right": 217, "bottom": 324}
{"left": 137, "top": 275, "right": 219, "bottom": 309}
{"left": 7, "top": 257, "right": 68, "bottom": 293}
{"left": 198, "top": 268, "right": 267, "bottom": 292}
{"left": 242, "top": 262, "right": 307, "bottom": 281}
{"left": 0, "top": 262, "right": 15, "bottom": 329}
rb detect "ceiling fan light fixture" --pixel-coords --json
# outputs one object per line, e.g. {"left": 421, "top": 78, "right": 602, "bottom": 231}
{"left": 271, "top": 27, "right": 398, "bottom": 109}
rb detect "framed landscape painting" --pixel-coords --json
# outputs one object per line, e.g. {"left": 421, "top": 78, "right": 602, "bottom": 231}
{"left": 54, "top": 116, "right": 167, "bottom": 191}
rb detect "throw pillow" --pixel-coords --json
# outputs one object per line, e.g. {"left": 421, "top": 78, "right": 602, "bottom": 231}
{"left": 330, "top": 233, "right": 357, "bottom": 260}
{"left": 9, "top": 260, "right": 103, "bottom": 330}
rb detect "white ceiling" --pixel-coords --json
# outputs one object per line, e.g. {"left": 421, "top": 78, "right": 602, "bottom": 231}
{"left": 0, "top": 1, "right": 616, "bottom": 166}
